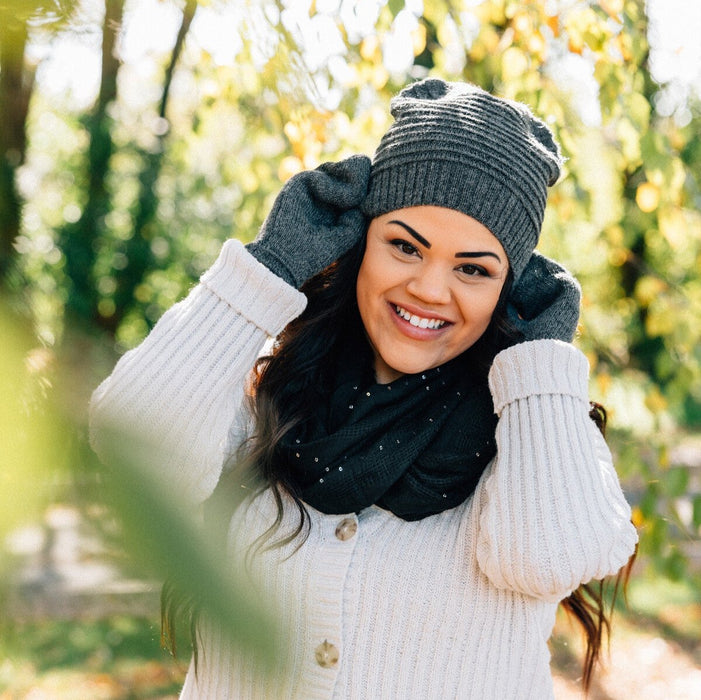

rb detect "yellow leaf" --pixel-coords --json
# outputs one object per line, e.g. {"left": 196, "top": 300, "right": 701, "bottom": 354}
{"left": 644, "top": 386, "right": 668, "bottom": 414}
{"left": 606, "top": 225, "right": 624, "bottom": 246}
{"left": 412, "top": 23, "right": 427, "bottom": 56}
{"left": 511, "top": 10, "right": 532, "bottom": 36}
{"left": 240, "top": 170, "right": 259, "bottom": 194}
{"left": 585, "top": 350, "right": 598, "bottom": 372}
{"left": 568, "top": 34, "right": 584, "bottom": 55}
{"left": 332, "top": 112, "right": 351, "bottom": 140}
{"left": 284, "top": 121, "right": 302, "bottom": 143}
{"left": 481, "top": 25, "right": 501, "bottom": 54}
{"left": 645, "top": 308, "right": 676, "bottom": 337}
{"left": 636, "top": 182, "right": 660, "bottom": 213}
{"left": 474, "top": 2, "right": 506, "bottom": 26}
{"left": 302, "top": 149, "right": 322, "bottom": 170}
{"left": 608, "top": 247, "right": 628, "bottom": 267}
{"left": 370, "top": 63, "right": 389, "bottom": 90}
{"left": 631, "top": 506, "right": 644, "bottom": 529}
{"left": 596, "top": 371, "right": 612, "bottom": 396}
{"left": 565, "top": 7, "right": 599, "bottom": 53}
{"left": 278, "top": 156, "right": 303, "bottom": 183}
{"left": 598, "top": 0, "right": 624, "bottom": 18}
{"left": 360, "top": 35, "right": 380, "bottom": 62}
{"left": 501, "top": 46, "right": 528, "bottom": 80}
{"left": 635, "top": 276, "right": 667, "bottom": 307}
{"left": 545, "top": 13, "right": 560, "bottom": 37}
{"left": 615, "top": 32, "right": 632, "bottom": 61}
{"left": 527, "top": 30, "right": 547, "bottom": 59}
{"left": 616, "top": 118, "right": 642, "bottom": 162}
{"left": 658, "top": 207, "right": 689, "bottom": 249}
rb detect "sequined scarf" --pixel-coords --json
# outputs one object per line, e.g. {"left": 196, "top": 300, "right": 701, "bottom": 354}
{"left": 276, "top": 335, "right": 498, "bottom": 521}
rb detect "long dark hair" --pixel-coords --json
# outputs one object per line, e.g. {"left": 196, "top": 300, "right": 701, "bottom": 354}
{"left": 562, "top": 401, "right": 637, "bottom": 690}
{"left": 162, "top": 237, "right": 635, "bottom": 692}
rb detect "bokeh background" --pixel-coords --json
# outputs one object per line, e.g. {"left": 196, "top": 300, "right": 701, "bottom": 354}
{"left": 1, "top": 0, "right": 700, "bottom": 698}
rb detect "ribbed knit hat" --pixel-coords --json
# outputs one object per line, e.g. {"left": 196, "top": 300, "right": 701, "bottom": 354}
{"left": 362, "top": 79, "right": 563, "bottom": 281}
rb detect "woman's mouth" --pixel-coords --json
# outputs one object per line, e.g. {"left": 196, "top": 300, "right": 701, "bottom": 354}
{"left": 394, "top": 304, "right": 447, "bottom": 330}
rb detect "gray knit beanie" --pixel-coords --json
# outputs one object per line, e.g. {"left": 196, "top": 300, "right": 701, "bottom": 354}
{"left": 362, "top": 79, "right": 563, "bottom": 281}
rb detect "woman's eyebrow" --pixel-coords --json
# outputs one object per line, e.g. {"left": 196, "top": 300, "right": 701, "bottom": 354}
{"left": 455, "top": 251, "right": 502, "bottom": 263}
{"left": 388, "top": 219, "right": 502, "bottom": 263}
{"left": 388, "top": 220, "right": 431, "bottom": 248}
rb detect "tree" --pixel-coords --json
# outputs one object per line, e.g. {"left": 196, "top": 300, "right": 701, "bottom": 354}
{"left": 57, "top": 0, "right": 125, "bottom": 326}
{"left": 0, "top": 1, "right": 78, "bottom": 281}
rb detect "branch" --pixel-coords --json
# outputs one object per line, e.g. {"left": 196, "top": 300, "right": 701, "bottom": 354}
{"left": 159, "top": 0, "right": 199, "bottom": 119}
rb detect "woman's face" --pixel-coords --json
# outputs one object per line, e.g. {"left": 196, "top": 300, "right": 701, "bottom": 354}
{"left": 356, "top": 206, "right": 509, "bottom": 384}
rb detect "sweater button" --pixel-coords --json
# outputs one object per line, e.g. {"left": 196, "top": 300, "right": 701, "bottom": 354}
{"left": 334, "top": 517, "right": 357, "bottom": 541}
{"left": 315, "top": 639, "right": 339, "bottom": 668}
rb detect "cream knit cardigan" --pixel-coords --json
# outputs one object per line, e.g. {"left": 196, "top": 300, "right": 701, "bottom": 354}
{"left": 90, "top": 239, "right": 638, "bottom": 699}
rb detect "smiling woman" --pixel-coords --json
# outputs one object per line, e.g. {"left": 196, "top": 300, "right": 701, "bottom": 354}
{"left": 357, "top": 207, "right": 508, "bottom": 382}
{"left": 90, "top": 78, "right": 638, "bottom": 699}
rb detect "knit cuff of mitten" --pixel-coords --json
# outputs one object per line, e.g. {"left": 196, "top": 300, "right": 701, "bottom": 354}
{"left": 488, "top": 339, "right": 589, "bottom": 415}
{"left": 244, "top": 241, "right": 298, "bottom": 288}
{"left": 201, "top": 238, "right": 307, "bottom": 338}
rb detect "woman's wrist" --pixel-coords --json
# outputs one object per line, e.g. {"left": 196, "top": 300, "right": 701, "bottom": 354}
{"left": 202, "top": 239, "right": 307, "bottom": 337}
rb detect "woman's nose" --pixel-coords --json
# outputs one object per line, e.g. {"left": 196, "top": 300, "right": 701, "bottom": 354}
{"left": 405, "top": 265, "right": 451, "bottom": 305}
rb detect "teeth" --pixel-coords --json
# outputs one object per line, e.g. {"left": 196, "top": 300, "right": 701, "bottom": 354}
{"left": 395, "top": 305, "right": 446, "bottom": 329}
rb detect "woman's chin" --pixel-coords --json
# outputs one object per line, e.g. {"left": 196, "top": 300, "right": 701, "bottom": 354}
{"left": 374, "top": 354, "right": 438, "bottom": 384}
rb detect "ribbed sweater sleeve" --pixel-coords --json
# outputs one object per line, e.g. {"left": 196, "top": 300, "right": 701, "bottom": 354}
{"left": 89, "top": 239, "right": 307, "bottom": 504}
{"left": 476, "top": 339, "right": 638, "bottom": 602}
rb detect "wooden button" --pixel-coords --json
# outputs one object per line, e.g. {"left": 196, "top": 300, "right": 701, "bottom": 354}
{"left": 334, "top": 517, "right": 357, "bottom": 541}
{"left": 315, "top": 639, "right": 339, "bottom": 668}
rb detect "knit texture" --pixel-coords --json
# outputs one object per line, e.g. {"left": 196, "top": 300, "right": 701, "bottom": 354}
{"left": 507, "top": 251, "right": 582, "bottom": 343}
{"left": 362, "top": 79, "right": 563, "bottom": 281}
{"left": 90, "top": 244, "right": 638, "bottom": 699}
{"left": 279, "top": 327, "right": 497, "bottom": 520}
{"left": 89, "top": 239, "right": 307, "bottom": 503}
{"left": 246, "top": 155, "right": 371, "bottom": 289}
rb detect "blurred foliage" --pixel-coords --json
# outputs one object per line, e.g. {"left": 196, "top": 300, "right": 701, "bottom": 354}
{"left": 0, "top": 0, "right": 699, "bottom": 595}
{"left": 98, "top": 425, "right": 280, "bottom": 667}
{"left": 0, "top": 302, "right": 65, "bottom": 540}
{"left": 0, "top": 304, "right": 278, "bottom": 667}
{"left": 1, "top": 616, "right": 186, "bottom": 697}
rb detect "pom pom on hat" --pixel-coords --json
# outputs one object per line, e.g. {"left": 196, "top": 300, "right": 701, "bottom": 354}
{"left": 362, "top": 79, "right": 563, "bottom": 280}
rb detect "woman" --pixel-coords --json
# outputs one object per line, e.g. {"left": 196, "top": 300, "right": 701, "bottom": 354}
{"left": 90, "top": 79, "right": 638, "bottom": 698}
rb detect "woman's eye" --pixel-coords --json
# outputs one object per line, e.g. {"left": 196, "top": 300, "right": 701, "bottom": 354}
{"left": 458, "top": 263, "right": 488, "bottom": 277}
{"left": 390, "top": 239, "right": 419, "bottom": 256}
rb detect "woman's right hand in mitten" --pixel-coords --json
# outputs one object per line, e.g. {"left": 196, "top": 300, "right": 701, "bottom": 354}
{"left": 507, "top": 251, "right": 581, "bottom": 343}
{"left": 246, "top": 155, "right": 371, "bottom": 289}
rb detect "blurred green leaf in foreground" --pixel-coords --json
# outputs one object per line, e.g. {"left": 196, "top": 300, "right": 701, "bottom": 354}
{"left": 1, "top": 301, "right": 279, "bottom": 674}
{"left": 0, "top": 302, "right": 62, "bottom": 540}
{"left": 96, "top": 423, "right": 280, "bottom": 671}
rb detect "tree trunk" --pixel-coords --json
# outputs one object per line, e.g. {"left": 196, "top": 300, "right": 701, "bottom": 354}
{"left": 61, "top": 0, "right": 124, "bottom": 326}
{"left": 105, "top": 0, "right": 199, "bottom": 334}
{"left": 0, "top": 18, "right": 34, "bottom": 281}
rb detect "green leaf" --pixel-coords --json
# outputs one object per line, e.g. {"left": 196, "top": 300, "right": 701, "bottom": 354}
{"left": 99, "top": 427, "right": 279, "bottom": 670}
{"left": 664, "top": 468, "right": 689, "bottom": 499}
{"left": 388, "top": 0, "right": 404, "bottom": 19}
{"left": 693, "top": 495, "right": 701, "bottom": 528}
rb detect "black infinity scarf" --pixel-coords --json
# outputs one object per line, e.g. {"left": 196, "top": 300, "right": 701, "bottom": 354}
{"left": 275, "top": 333, "right": 497, "bottom": 521}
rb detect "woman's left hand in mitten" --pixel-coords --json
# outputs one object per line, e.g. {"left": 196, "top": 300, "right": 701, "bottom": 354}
{"left": 246, "top": 155, "right": 371, "bottom": 289}
{"left": 507, "top": 251, "right": 581, "bottom": 343}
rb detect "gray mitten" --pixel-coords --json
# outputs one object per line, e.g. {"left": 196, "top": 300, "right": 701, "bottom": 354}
{"left": 507, "top": 251, "right": 581, "bottom": 343}
{"left": 246, "top": 155, "right": 371, "bottom": 289}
